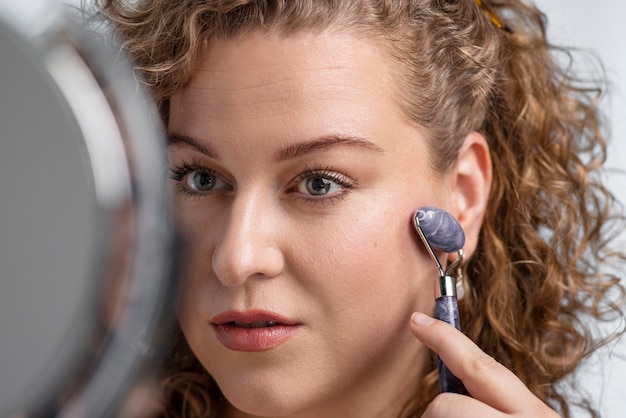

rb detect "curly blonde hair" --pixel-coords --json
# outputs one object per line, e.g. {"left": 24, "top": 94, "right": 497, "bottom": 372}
{"left": 94, "top": 0, "right": 625, "bottom": 416}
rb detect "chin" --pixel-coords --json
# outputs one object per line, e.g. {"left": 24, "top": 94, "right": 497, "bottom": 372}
{"left": 222, "top": 388, "right": 306, "bottom": 417}
{"left": 215, "top": 367, "right": 330, "bottom": 417}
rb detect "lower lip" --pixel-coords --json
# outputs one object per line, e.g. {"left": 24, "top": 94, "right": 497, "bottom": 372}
{"left": 212, "top": 324, "right": 300, "bottom": 352}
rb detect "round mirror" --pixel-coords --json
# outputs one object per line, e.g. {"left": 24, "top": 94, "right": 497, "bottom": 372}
{"left": 0, "top": 3, "right": 177, "bottom": 417}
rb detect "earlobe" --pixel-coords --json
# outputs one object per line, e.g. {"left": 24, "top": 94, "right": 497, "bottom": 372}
{"left": 449, "top": 131, "right": 492, "bottom": 261}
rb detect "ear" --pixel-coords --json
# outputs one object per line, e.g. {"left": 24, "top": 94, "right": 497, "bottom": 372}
{"left": 447, "top": 131, "right": 492, "bottom": 261}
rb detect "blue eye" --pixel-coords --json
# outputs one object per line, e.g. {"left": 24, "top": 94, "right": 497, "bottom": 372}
{"left": 291, "top": 167, "right": 357, "bottom": 202}
{"left": 170, "top": 161, "right": 230, "bottom": 196}
{"left": 187, "top": 171, "right": 217, "bottom": 192}
{"left": 300, "top": 176, "right": 342, "bottom": 196}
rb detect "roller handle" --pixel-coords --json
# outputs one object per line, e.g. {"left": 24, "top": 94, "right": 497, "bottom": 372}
{"left": 435, "top": 295, "right": 469, "bottom": 395}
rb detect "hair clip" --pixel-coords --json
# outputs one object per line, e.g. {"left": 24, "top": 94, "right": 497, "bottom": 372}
{"left": 475, "top": 0, "right": 512, "bottom": 33}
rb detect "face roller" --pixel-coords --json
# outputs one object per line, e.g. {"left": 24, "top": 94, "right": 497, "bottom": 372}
{"left": 413, "top": 207, "right": 468, "bottom": 395}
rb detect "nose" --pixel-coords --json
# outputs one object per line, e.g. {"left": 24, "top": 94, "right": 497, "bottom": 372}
{"left": 211, "top": 190, "right": 285, "bottom": 286}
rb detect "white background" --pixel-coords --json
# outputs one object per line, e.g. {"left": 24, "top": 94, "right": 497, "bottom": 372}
{"left": 534, "top": 1, "right": 626, "bottom": 416}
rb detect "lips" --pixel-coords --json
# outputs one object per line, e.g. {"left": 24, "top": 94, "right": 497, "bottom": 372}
{"left": 230, "top": 320, "right": 279, "bottom": 328}
{"left": 211, "top": 310, "right": 300, "bottom": 352}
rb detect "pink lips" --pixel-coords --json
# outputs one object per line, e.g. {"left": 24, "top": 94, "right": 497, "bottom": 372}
{"left": 211, "top": 310, "right": 300, "bottom": 352}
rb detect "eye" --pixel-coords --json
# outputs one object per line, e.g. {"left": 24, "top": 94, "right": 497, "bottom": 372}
{"left": 290, "top": 166, "right": 357, "bottom": 203}
{"left": 169, "top": 161, "right": 231, "bottom": 196}
{"left": 187, "top": 171, "right": 217, "bottom": 192}
{"left": 299, "top": 176, "right": 342, "bottom": 196}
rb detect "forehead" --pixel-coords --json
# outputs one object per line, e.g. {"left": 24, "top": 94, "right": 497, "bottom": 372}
{"left": 170, "top": 30, "right": 402, "bottom": 120}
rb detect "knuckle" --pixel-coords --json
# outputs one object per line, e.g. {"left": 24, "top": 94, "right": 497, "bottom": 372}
{"left": 466, "top": 350, "right": 499, "bottom": 376}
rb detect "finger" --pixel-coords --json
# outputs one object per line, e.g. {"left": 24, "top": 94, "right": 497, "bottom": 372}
{"left": 421, "top": 393, "right": 504, "bottom": 418}
{"left": 410, "top": 312, "right": 554, "bottom": 416}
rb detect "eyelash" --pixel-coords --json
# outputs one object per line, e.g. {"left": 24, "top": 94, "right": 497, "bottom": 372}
{"left": 291, "top": 165, "right": 358, "bottom": 205}
{"left": 169, "top": 160, "right": 230, "bottom": 198}
{"left": 169, "top": 160, "right": 358, "bottom": 204}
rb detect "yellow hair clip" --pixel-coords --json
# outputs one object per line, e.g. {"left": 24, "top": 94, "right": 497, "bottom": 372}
{"left": 475, "top": 0, "right": 511, "bottom": 32}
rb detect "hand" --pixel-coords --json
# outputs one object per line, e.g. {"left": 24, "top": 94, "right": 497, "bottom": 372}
{"left": 409, "top": 312, "right": 561, "bottom": 418}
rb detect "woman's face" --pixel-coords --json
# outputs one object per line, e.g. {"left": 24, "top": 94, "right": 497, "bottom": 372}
{"left": 168, "top": 30, "right": 454, "bottom": 417}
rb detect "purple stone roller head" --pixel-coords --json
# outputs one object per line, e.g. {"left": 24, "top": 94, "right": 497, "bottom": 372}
{"left": 415, "top": 207, "right": 465, "bottom": 253}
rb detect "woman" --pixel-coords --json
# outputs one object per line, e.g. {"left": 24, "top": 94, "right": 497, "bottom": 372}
{"left": 96, "top": 1, "right": 625, "bottom": 417}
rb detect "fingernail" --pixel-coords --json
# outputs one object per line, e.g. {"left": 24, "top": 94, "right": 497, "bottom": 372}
{"left": 411, "top": 312, "right": 436, "bottom": 326}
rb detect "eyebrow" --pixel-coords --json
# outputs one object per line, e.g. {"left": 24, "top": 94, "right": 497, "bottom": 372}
{"left": 167, "top": 133, "right": 385, "bottom": 162}
{"left": 277, "top": 134, "right": 385, "bottom": 161}
{"left": 167, "top": 134, "right": 221, "bottom": 160}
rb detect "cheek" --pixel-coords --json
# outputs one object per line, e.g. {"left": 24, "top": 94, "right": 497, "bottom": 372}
{"left": 173, "top": 225, "right": 215, "bottom": 327}
{"left": 291, "top": 205, "right": 433, "bottom": 317}
{"left": 286, "top": 206, "right": 436, "bottom": 373}
{"left": 175, "top": 269, "right": 205, "bottom": 330}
